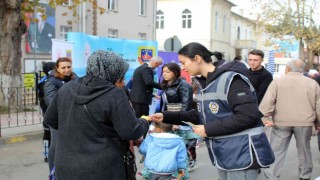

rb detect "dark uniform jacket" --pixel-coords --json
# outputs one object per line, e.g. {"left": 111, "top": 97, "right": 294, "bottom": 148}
{"left": 162, "top": 61, "right": 274, "bottom": 170}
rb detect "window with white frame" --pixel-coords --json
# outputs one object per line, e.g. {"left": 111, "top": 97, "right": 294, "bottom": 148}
{"left": 156, "top": 10, "right": 164, "bottom": 29}
{"left": 108, "top": 29, "right": 118, "bottom": 38}
{"left": 60, "top": 26, "right": 72, "bottom": 41}
{"left": 182, "top": 9, "right": 192, "bottom": 29}
{"left": 138, "top": 33, "right": 147, "bottom": 40}
{"left": 245, "top": 29, "right": 248, "bottom": 39}
{"left": 223, "top": 15, "right": 226, "bottom": 32}
{"left": 215, "top": 11, "right": 218, "bottom": 32}
{"left": 139, "top": 0, "right": 146, "bottom": 16}
{"left": 274, "top": 64, "right": 279, "bottom": 73}
{"left": 108, "top": 0, "right": 117, "bottom": 11}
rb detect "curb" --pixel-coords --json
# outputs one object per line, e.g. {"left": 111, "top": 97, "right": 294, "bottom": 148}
{"left": 0, "top": 131, "right": 43, "bottom": 145}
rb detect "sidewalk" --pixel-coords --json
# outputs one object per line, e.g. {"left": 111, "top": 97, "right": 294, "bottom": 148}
{"left": 0, "top": 124, "right": 43, "bottom": 145}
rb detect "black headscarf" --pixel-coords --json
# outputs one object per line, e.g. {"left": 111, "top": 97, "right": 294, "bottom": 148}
{"left": 86, "top": 50, "right": 129, "bottom": 84}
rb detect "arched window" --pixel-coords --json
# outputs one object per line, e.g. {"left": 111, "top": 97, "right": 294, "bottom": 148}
{"left": 223, "top": 15, "right": 226, "bottom": 32}
{"left": 245, "top": 29, "right": 248, "bottom": 39}
{"left": 215, "top": 11, "right": 218, "bottom": 31}
{"left": 182, "top": 9, "right": 192, "bottom": 28}
{"left": 156, "top": 10, "right": 164, "bottom": 29}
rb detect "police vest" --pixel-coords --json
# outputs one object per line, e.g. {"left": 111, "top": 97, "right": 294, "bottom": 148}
{"left": 195, "top": 71, "right": 274, "bottom": 171}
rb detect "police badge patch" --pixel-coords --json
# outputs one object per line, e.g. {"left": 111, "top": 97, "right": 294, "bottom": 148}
{"left": 197, "top": 102, "right": 201, "bottom": 112}
{"left": 209, "top": 102, "right": 219, "bottom": 114}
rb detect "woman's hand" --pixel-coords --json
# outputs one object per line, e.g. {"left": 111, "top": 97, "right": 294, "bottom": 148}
{"left": 172, "top": 125, "right": 180, "bottom": 131}
{"left": 153, "top": 94, "right": 161, "bottom": 100}
{"left": 264, "top": 120, "right": 274, "bottom": 127}
{"left": 149, "top": 113, "right": 164, "bottom": 122}
{"left": 192, "top": 125, "right": 207, "bottom": 138}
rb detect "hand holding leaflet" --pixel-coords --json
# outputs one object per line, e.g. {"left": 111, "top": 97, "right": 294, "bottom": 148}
{"left": 140, "top": 115, "right": 150, "bottom": 121}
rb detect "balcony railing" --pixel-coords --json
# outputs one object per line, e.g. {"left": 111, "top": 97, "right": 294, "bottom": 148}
{"left": 235, "top": 40, "right": 256, "bottom": 49}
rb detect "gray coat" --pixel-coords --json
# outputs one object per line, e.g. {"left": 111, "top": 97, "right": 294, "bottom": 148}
{"left": 44, "top": 75, "right": 149, "bottom": 180}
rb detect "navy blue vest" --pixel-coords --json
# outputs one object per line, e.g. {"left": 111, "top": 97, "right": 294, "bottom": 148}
{"left": 194, "top": 71, "right": 274, "bottom": 170}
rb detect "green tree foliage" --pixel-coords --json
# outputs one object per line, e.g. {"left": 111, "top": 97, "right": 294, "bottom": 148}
{"left": 251, "top": 0, "right": 320, "bottom": 68}
{"left": 0, "top": 0, "right": 104, "bottom": 105}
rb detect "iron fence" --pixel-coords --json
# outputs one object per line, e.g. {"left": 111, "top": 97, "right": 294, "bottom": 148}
{"left": 0, "top": 86, "right": 43, "bottom": 137}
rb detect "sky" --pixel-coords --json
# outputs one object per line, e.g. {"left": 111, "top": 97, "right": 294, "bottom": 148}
{"left": 230, "top": 0, "right": 320, "bottom": 21}
{"left": 230, "top": 0, "right": 251, "bottom": 6}
{"left": 230, "top": 0, "right": 255, "bottom": 18}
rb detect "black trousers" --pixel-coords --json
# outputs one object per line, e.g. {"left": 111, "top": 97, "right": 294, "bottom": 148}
{"left": 131, "top": 102, "right": 149, "bottom": 118}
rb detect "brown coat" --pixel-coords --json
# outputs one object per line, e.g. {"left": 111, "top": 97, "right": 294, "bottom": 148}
{"left": 259, "top": 72, "right": 320, "bottom": 127}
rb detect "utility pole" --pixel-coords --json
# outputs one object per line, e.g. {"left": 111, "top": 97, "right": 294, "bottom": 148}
{"left": 93, "top": 0, "right": 97, "bottom": 35}
{"left": 33, "top": 3, "right": 39, "bottom": 105}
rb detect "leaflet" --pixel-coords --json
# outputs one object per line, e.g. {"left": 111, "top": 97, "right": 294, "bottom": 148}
{"left": 181, "top": 121, "right": 196, "bottom": 127}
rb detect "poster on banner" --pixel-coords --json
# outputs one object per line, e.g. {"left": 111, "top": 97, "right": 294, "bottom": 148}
{"left": 158, "top": 52, "right": 191, "bottom": 83}
{"left": 52, "top": 39, "right": 74, "bottom": 62}
{"left": 67, "top": 32, "right": 158, "bottom": 81}
{"left": 25, "top": 3, "right": 55, "bottom": 54}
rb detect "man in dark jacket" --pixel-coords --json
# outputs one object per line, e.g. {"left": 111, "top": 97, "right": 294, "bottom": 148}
{"left": 130, "top": 56, "right": 163, "bottom": 117}
{"left": 248, "top": 49, "right": 273, "bottom": 104}
{"left": 44, "top": 50, "right": 149, "bottom": 180}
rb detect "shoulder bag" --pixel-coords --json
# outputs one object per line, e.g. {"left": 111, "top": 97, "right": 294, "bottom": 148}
{"left": 162, "top": 91, "right": 182, "bottom": 112}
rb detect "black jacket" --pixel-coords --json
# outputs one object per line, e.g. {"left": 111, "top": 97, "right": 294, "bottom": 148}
{"left": 44, "top": 75, "right": 149, "bottom": 180}
{"left": 160, "top": 78, "right": 193, "bottom": 111}
{"left": 248, "top": 66, "right": 273, "bottom": 104}
{"left": 44, "top": 70, "right": 78, "bottom": 107}
{"left": 129, "top": 63, "right": 161, "bottom": 105}
{"left": 163, "top": 61, "right": 263, "bottom": 137}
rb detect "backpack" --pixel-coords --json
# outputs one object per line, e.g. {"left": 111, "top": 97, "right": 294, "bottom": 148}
{"left": 38, "top": 75, "right": 68, "bottom": 113}
{"left": 38, "top": 76, "right": 48, "bottom": 113}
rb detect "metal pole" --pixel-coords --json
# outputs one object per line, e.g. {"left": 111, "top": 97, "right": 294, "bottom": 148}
{"left": 78, "top": 2, "right": 86, "bottom": 33}
{"left": 171, "top": 37, "right": 174, "bottom": 52}
{"left": 33, "top": 6, "right": 38, "bottom": 105}
{"left": 153, "top": 0, "right": 157, "bottom": 41}
{"left": 33, "top": 5, "right": 37, "bottom": 74}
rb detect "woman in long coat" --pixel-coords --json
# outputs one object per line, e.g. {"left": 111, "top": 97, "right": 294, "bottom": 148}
{"left": 44, "top": 50, "right": 149, "bottom": 180}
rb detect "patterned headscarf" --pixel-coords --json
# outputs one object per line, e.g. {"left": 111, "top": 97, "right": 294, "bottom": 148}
{"left": 86, "top": 50, "right": 129, "bottom": 84}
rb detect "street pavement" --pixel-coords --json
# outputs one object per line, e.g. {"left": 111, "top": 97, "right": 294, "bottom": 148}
{"left": 0, "top": 135, "right": 319, "bottom": 180}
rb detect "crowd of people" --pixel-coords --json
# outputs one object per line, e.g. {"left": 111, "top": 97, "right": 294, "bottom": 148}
{"left": 39, "top": 42, "right": 320, "bottom": 180}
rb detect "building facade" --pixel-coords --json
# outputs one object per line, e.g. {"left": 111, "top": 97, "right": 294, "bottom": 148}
{"left": 156, "top": 0, "right": 268, "bottom": 61}
{"left": 21, "top": 0, "right": 156, "bottom": 73}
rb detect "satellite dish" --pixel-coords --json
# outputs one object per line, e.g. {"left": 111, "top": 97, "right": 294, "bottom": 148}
{"left": 164, "top": 36, "right": 182, "bottom": 52}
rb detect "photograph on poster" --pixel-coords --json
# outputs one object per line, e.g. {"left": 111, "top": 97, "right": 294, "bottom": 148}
{"left": 25, "top": 3, "right": 55, "bottom": 54}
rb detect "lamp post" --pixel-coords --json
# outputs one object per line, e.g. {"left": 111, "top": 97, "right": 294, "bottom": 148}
{"left": 33, "top": 4, "right": 38, "bottom": 105}
{"left": 33, "top": 3, "right": 38, "bottom": 74}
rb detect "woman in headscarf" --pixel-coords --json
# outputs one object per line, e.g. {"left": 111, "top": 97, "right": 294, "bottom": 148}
{"left": 44, "top": 50, "right": 149, "bottom": 180}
